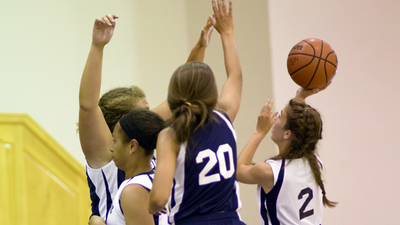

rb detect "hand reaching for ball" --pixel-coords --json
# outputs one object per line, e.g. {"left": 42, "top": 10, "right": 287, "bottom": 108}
{"left": 295, "top": 81, "right": 332, "bottom": 100}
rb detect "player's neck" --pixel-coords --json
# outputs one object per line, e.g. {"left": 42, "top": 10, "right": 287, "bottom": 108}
{"left": 124, "top": 157, "right": 152, "bottom": 179}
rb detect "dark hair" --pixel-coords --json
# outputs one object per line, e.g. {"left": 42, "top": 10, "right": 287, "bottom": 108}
{"left": 99, "top": 86, "right": 146, "bottom": 133}
{"left": 167, "top": 62, "right": 218, "bottom": 144}
{"left": 118, "top": 109, "right": 165, "bottom": 156}
{"left": 279, "top": 98, "right": 337, "bottom": 208}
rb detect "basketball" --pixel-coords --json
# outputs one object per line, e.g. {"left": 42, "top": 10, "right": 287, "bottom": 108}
{"left": 287, "top": 38, "right": 338, "bottom": 89}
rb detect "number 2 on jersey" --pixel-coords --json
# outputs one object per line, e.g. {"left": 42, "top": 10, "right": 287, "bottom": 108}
{"left": 195, "top": 144, "right": 235, "bottom": 186}
{"left": 298, "top": 187, "right": 314, "bottom": 220}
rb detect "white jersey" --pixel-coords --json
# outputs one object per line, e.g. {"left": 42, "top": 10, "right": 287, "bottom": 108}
{"left": 86, "top": 158, "right": 156, "bottom": 219}
{"left": 257, "top": 157, "right": 323, "bottom": 225}
{"left": 86, "top": 160, "right": 125, "bottom": 219}
{"left": 106, "top": 171, "right": 155, "bottom": 225}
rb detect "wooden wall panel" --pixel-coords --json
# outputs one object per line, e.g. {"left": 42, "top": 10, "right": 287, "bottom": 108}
{"left": 0, "top": 114, "right": 90, "bottom": 225}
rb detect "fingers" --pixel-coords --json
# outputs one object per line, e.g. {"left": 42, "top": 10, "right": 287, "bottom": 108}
{"left": 160, "top": 208, "right": 167, "bottom": 214}
{"left": 296, "top": 80, "right": 332, "bottom": 99}
{"left": 228, "top": 0, "right": 233, "bottom": 16}
{"left": 105, "top": 14, "right": 118, "bottom": 26}
{"left": 260, "top": 99, "right": 274, "bottom": 117}
{"left": 206, "top": 14, "right": 214, "bottom": 25}
{"left": 210, "top": 0, "right": 234, "bottom": 34}
{"left": 266, "top": 99, "right": 274, "bottom": 111}
{"left": 199, "top": 16, "right": 214, "bottom": 48}
{"left": 204, "top": 16, "right": 213, "bottom": 30}
{"left": 209, "top": 15, "right": 216, "bottom": 26}
{"left": 272, "top": 111, "right": 278, "bottom": 120}
{"left": 320, "top": 80, "right": 332, "bottom": 90}
{"left": 95, "top": 18, "right": 105, "bottom": 26}
{"left": 204, "top": 16, "right": 214, "bottom": 36}
{"left": 212, "top": 0, "right": 218, "bottom": 17}
{"left": 153, "top": 208, "right": 167, "bottom": 216}
{"left": 96, "top": 14, "right": 119, "bottom": 26}
{"left": 218, "top": 0, "right": 225, "bottom": 16}
{"left": 212, "top": 0, "right": 227, "bottom": 18}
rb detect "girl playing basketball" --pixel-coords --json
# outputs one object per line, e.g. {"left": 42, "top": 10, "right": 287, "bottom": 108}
{"left": 236, "top": 87, "right": 336, "bottom": 225}
{"left": 148, "top": 0, "right": 245, "bottom": 224}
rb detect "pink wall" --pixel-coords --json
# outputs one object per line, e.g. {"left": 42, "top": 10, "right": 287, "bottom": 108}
{"left": 268, "top": 0, "right": 400, "bottom": 223}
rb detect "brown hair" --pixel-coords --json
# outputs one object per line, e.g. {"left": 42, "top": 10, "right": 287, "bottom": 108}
{"left": 167, "top": 62, "right": 218, "bottom": 145}
{"left": 279, "top": 98, "right": 337, "bottom": 208}
{"left": 99, "top": 85, "right": 146, "bottom": 133}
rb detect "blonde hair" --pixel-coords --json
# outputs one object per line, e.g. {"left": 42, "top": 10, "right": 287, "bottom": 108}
{"left": 99, "top": 85, "right": 146, "bottom": 132}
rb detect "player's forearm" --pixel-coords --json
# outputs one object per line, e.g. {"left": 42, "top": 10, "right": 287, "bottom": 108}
{"left": 238, "top": 131, "right": 265, "bottom": 166}
{"left": 186, "top": 43, "right": 206, "bottom": 63}
{"left": 221, "top": 33, "right": 242, "bottom": 80}
{"left": 79, "top": 44, "right": 104, "bottom": 111}
{"left": 148, "top": 192, "right": 168, "bottom": 215}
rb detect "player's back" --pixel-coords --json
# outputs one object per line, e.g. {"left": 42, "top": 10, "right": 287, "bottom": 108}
{"left": 168, "top": 111, "right": 242, "bottom": 224}
{"left": 258, "top": 158, "right": 323, "bottom": 225}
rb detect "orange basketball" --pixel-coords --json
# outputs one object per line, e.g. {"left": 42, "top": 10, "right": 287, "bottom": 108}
{"left": 287, "top": 38, "right": 338, "bottom": 89}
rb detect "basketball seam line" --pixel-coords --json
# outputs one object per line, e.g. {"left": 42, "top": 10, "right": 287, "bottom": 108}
{"left": 305, "top": 39, "right": 324, "bottom": 88}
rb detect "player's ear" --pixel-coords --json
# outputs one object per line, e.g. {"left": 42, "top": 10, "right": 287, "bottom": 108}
{"left": 129, "top": 139, "right": 139, "bottom": 154}
{"left": 284, "top": 130, "right": 292, "bottom": 140}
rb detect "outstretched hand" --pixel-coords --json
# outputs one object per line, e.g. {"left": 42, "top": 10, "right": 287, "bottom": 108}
{"left": 210, "top": 0, "right": 233, "bottom": 35}
{"left": 295, "top": 81, "right": 332, "bottom": 100}
{"left": 256, "top": 100, "right": 277, "bottom": 135}
{"left": 92, "top": 14, "right": 119, "bottom": 47}
{"left": 198, "top": 17, "right": 214, "bottom": 48}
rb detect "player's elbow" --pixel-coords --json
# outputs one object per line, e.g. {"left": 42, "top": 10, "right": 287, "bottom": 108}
{"left": 148, "top": 191, "right": 168, "bottom": 214}
{"left": 79, "top": 101, "right": 97, "bottom": 112}
{"left": 236, "top": 166, "right": 246, "bottom": 183}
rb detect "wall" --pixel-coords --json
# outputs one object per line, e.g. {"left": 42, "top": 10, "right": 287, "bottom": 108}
{"left": 0, "top": 0, "right": 188, "bottom": 166}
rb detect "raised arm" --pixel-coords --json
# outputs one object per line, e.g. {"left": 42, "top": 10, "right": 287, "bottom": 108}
{"left": 211, "top": 0, "right": 242, "bottom": 122}
{"left": 151, "top": 18, "right": 214, "bottom": 120}
{"left": 186, "top": 17, "right": 214, "bottom": 63}
{"left": 79, "top": 14, "right": 118, "bottom": 168}
{"left": 236, "top": 100, "right": 276, "bottom": 192}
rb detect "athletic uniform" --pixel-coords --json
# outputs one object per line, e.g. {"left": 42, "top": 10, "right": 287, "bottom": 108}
{"left": 258, "top": 157, "right": 323, "bottom": 225}
{"left": 86, "top": 157, "right": 156, "bottom": 219}
{"left": 106, "top": 170, "right": 160, "bottom": 225}
{"left": 168, "top": 110, "right": 244, "bottom": 225}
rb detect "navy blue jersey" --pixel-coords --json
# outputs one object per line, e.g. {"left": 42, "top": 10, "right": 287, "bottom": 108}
{"left": 168, "top": 111, "right": 242, "bottom": 224}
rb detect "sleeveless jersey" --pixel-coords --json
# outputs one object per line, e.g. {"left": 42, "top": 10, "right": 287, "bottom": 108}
{"left": 168, "top": 111, "right": 243, "bottom": 224}
{"left": 86, "top": 157, "right": 156, "bottom": 219}
{"left": 106, "top": 171, "right": 157, "bottom": 225}
{"left": 257, "top": 157, "right": 323, "bottom": 225}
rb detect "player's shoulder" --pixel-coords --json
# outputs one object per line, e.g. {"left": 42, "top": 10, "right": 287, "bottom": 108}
{"left": 213, "top": 109, "right": 230, "bottom": 122}
{"left": 126, "top": 172, "right": 154, "bottom": 189}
